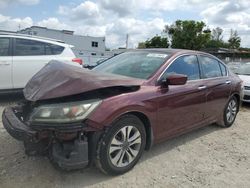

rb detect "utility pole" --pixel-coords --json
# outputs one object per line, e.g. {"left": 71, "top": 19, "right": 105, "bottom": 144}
{"left": 126, "top": 34, "right": 129, "bottom": 49}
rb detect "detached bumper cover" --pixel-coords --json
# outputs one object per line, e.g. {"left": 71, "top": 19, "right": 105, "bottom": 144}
{"left": 2, "top": 107, "right": 36, "bottom": 141}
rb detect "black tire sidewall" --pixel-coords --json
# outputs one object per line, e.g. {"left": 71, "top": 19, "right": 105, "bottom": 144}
{"left": 97, "top": 115, "right": 146, "bottom": 175}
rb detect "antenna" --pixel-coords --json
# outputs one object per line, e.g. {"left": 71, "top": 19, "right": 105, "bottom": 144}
{"left": 126, "top": 34, "right": 129, "bottom": 49}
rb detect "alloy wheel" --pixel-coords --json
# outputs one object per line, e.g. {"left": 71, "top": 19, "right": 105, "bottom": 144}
{"left": 226, "top": 98, "right": 237, "bottom": 123}
{"left": 108, "top": 125, "right": 142, "bottom": 168}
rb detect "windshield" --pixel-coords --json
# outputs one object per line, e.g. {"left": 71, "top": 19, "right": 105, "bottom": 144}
{"left": 93, "top": 52, "right": 169, "bottom": 79}
{"left": 232, "top": 63, "right": 250, "bottom": 76}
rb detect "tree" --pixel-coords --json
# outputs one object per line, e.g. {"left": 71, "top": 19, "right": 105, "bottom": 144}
{"left": 164, "top": 20, "right": 211, "bottom": 50}
{"left": 138, "top": 35, "right": 169, "bottom": 48}
{"left": 205, "top": 40, "right": 227, "bottom": 48}
{"left": 138, "top": 42, "right": 146, "bottom": 49}
{"left": 205, "top": 27, "right": 227, "bottom": 48}
{"left": 228, "top": 29, "right": 241, "bottom": 49}
{"left": 211, "top": 27, "right": 223, "bottom": 41}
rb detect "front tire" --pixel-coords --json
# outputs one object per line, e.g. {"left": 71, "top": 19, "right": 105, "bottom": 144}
{"left": 223, "top": 96, "right": 239, "bottom": 127}
{"left": 96, "top": 114, "right": 146, "bottom": 175}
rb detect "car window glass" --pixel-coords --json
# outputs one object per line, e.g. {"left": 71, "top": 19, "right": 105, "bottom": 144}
{"left": 94, "top": 52, "right": 168, "bottom": 79}
{"left": 200, "top": 56, "right": 222, "bottom": 78}
{"left": 15, "top": 39, "right": 46, "bottom": 56}
{"left": 0, "top": 38, "right": 10, "bottom": 56}
{"left": 219, "top": 63, "right": 227, "bottom": 76}
{"left": 162, "top": 55, "right": 200, "bottom": 80}
{"left": 45, "top": 44, "right": 64, "bottom": 55}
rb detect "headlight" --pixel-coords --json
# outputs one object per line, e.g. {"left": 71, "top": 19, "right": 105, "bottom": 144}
{"left": 29, "top": 99, "right": 101, "bottom": 123}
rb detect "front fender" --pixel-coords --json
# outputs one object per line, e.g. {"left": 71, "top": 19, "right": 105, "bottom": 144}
{"left": 86, "top": 96, "right": 157, "bottom": 131}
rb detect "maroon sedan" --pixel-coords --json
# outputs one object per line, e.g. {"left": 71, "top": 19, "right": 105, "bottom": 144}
{"left": 2, "top": 49, "right": 242, "bottom": 175}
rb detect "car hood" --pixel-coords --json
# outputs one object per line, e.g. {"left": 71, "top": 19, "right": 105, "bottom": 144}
{"left": 238, "top": 75, "right": 250, "bottom": 86}
{"left": 23, "top": 60, "right": 144, "bottom": 102}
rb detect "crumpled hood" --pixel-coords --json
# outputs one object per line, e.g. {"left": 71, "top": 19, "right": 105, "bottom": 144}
{"left": 23, "top": 60, "right": 144, "bottom": 101}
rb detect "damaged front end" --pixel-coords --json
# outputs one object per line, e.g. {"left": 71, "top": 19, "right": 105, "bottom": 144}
{"left": 2, "top": 100, "right": 102, "bottom": 170}
{"left": 2, "top": 61, "right": 143, "bottom": 170}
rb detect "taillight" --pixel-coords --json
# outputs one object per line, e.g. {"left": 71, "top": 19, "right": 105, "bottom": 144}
{"left": 72, "top": 58, "right": 83, "bottom": 65}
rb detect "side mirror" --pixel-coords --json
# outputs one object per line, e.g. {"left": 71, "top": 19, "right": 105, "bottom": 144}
{"left": 161, "top": 74, "right": 188, "bottom": 87}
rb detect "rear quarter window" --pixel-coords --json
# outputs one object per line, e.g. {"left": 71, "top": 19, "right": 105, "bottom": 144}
{"left": 45, "top": 44, "right": 64, "bottom": 55}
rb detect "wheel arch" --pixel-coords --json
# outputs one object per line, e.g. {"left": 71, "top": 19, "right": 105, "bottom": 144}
{"left": 122, "top": 111, "right": 153, "bottom": 150}
{"left": 217, "top": 92, "right": 241, "bottom": 127}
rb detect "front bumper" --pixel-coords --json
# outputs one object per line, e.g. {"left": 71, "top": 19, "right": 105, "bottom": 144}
{"left": 242, "top": 89, "right": 250, "bottom": 102}
{"left": 2, "top": 107, "right": 36, "bottom": 141}
{"left": 2, "top": 107, "right": 90, "bottom": 170}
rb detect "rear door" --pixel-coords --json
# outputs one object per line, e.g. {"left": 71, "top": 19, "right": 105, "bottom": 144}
{"left": 12, "top": 38, "right": 65, "bottom": 88}
{"left": 0, "top": 37, "right": 12, "bottom": 89}
{"left": 198, "top": 55, "right": 232, "bottom": 120}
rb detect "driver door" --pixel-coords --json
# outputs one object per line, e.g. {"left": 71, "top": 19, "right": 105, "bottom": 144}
{"left": 156, "top": 55, "right": 207, "bottom": 140}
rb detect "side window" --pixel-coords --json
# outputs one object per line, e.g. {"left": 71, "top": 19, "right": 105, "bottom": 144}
{"left": 15, "top": 39, "right": 46, "bottom": 56}
{"left": 199, "top": 56, "right": 222, "bottom": 78}
{"left": 0, "top": 38, "right": 10, "bottom": 56}
{"left": 219, "top": 63, "right": 227, "bottom": 76}
{"left": 162, "top": 55, "right": 200, "bottom": 80}
{"left": 45, "top": 44, "right": 64, "bottom": 55}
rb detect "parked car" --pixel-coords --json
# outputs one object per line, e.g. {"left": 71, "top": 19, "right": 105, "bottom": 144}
{"left": 233, "top": 62, "right": 250, "bottom": 102}
{"left": 227, "top": 62, "right": 242, "bottom": 73}
{"left": 2, "top": 49, "right": 242, "bottom": 175}
{"left": 0, "top": 32, "right": 82, "bottom": 91}
{"left": 83, "top": 58, "right": 108, "bottom": 69}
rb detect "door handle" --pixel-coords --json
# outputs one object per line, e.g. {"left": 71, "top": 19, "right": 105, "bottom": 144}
{"left": 198, "top": 85, "right": 207, "bottom": 90}
{"left": 225, "top": 80, "right": 231, "bottom": 84}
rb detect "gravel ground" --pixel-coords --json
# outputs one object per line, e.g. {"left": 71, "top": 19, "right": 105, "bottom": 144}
{"left": 0, "top": 93, "right": 250, "bottom": 188}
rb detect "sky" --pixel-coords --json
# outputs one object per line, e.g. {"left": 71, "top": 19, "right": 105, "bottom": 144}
{"left": 0, "top": 0, "right": 250, "bottom": 49}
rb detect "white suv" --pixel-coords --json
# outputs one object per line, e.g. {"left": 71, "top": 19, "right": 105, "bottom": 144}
{"left": 0, "top": 33, "right": 82, "bottom": 91}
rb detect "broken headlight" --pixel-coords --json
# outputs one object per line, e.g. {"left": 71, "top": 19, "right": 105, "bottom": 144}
{"left": 29, "top": 99, "right": 101, "bottom": 123}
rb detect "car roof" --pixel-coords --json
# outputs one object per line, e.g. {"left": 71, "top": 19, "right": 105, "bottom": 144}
{"left": 0, "top": 32, "right": 70, "bottom": 47}
{"left": 125, "top": 48, "right": 211, "bottom": 56}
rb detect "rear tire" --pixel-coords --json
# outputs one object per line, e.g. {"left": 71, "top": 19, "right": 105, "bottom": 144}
{"left": 96, "top": 114, "right": 146, "bottom": 175}
{"left": 222, "top": 96, "right": 239, "bottom": 128}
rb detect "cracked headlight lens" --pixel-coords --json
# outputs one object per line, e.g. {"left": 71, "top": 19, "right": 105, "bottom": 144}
{"left": 29, "top": 99, "right": 101, "bottom": 123}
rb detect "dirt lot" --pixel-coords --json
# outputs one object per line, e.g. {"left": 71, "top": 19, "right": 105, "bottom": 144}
{"left": 0, "top": 94, "right": 250, "bottom": 188}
